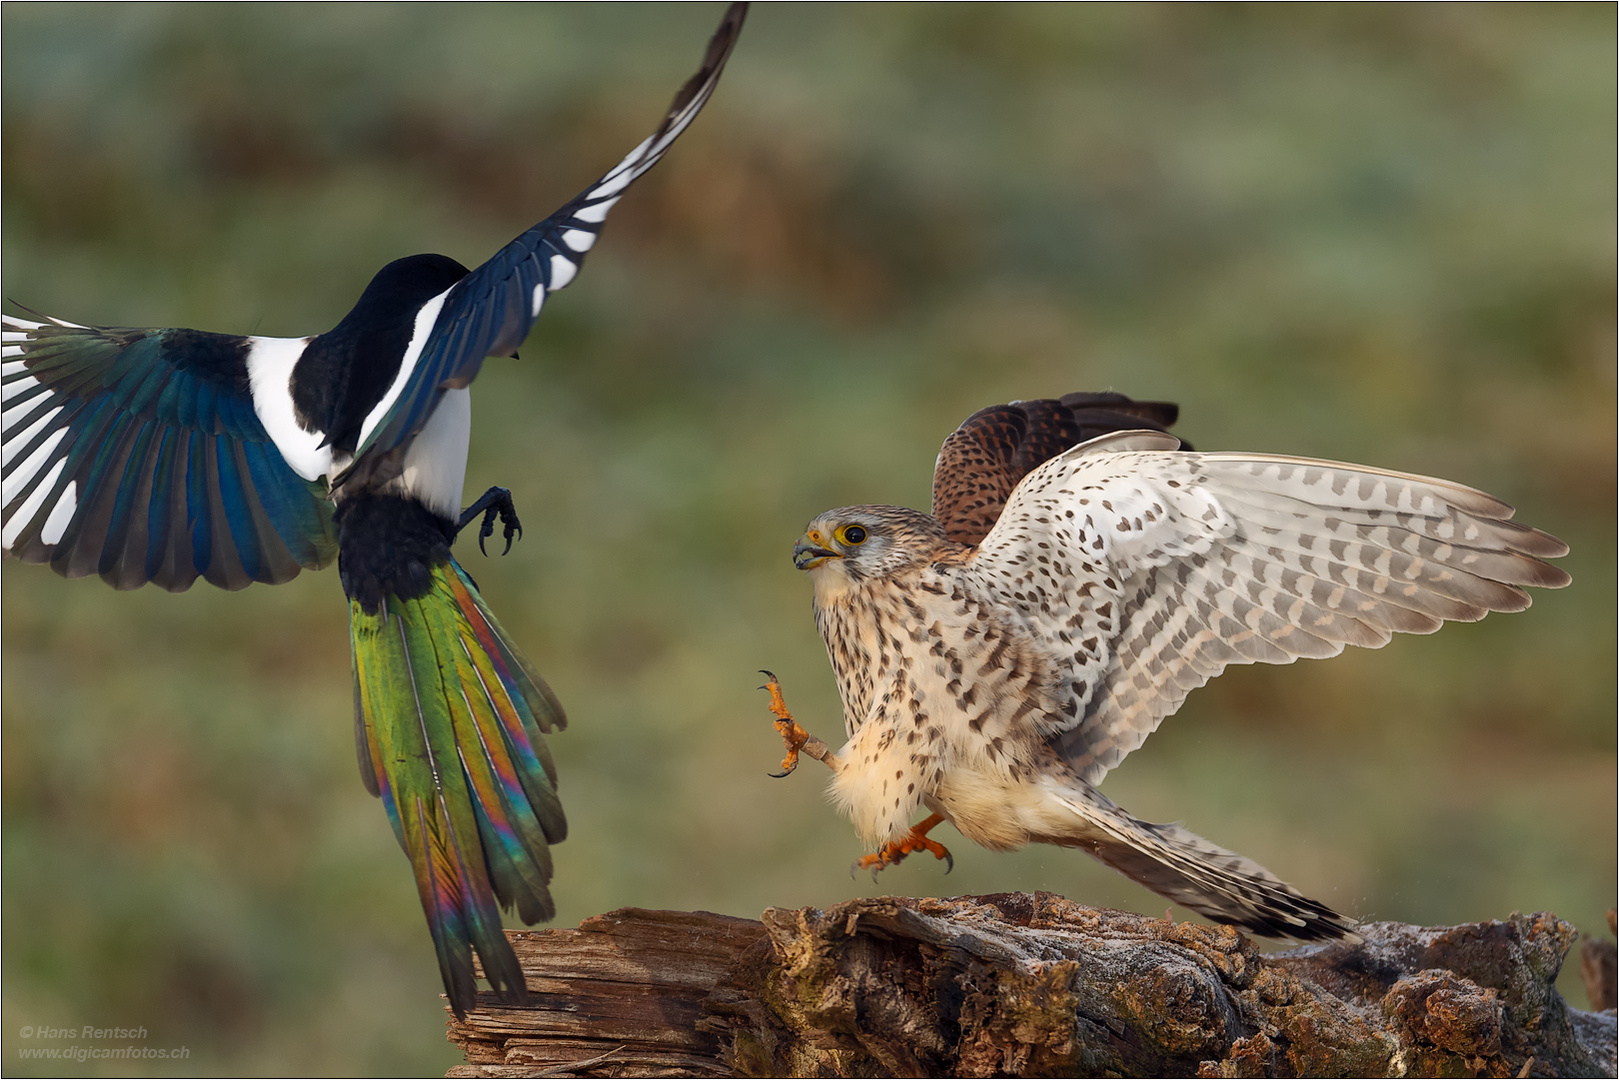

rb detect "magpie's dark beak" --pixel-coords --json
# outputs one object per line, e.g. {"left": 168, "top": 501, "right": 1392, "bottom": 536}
{"left": 793, "top": 534, "right": 839, "bottom": 571}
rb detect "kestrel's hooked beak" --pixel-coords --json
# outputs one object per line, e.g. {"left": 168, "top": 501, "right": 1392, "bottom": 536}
{"left": 793, "top": 531, "right": 840, "bottom": 571}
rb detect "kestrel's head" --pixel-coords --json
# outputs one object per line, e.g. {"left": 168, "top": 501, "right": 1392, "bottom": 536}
{"left": 793, "top": 505, "right": 952, "bottom": 586}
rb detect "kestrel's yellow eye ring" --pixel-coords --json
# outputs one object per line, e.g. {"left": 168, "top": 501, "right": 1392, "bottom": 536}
{"left": 839, "top": 525, "right": 868, "bottom": 546}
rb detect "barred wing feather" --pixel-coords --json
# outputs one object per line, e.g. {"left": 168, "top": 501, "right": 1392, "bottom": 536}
{"left": 931, "top": 392, "right": 1183, "bottom": 547}
{"left": 966, "top": 431, "right": 1570, "bottom": 787}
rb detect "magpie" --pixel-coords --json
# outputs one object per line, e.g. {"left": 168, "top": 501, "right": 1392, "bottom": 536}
{"left": 2, "top": 3, "right": 747, "bottom": 1017}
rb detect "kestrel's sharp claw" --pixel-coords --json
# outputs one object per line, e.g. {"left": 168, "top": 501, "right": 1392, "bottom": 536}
{"left": 760, "top": 670, "right": 811, "bottom": 777}
{"left": 853, "top": 814, "right": 953, "bottom": 879}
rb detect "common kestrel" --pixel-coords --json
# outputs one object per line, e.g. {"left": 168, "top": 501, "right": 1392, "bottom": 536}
{"left": 765, "top": 392, "right": 1569, "bottom": 939}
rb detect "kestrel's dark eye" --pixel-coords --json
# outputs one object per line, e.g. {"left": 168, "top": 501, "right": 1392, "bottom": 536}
{"left": 840, "top": 525, "right": 868, "bottom": 545}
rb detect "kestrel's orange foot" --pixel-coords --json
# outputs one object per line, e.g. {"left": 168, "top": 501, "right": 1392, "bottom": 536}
{"left": 760, "top": 670, "right": 811, "bottom": 777}
{"left": 850, "top": 814, "right": 954, "bottom": 881}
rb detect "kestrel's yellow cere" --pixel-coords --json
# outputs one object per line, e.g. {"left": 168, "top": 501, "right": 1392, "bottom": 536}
{"left": 765, "top": 392, "right": 1569, "bottom": 939}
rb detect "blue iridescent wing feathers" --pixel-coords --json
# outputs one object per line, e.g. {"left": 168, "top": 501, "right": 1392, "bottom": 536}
{"left": 2, "top": 316, "right": 336, "bottom": 590}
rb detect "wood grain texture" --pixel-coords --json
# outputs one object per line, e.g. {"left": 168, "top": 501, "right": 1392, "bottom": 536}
{"left": 445, "top": 897, "right": 1616, "bottom": 1078}
{"left": 448, "top": 908, "right": 766, "bottom": 1078}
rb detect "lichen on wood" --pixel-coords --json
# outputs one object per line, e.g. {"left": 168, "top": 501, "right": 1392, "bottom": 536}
{"left": 446, "top": 894, "right": 1617, "bottom": 1078}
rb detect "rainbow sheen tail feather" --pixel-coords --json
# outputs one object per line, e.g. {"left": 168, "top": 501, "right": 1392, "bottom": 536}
{"left": 350, "top": 557, "right": 565, "bottom": 1017}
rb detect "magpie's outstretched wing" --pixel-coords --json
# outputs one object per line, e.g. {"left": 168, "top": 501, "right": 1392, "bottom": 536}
{"left": 2, "top": 315, "right": 336, "bottom": 590}
{"left": 340, "top": 2, "right": 747, "bottom": 488}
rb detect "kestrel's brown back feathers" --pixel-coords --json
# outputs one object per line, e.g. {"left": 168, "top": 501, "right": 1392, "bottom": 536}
{"left": 793, "top": 394, "right": 1569, "bottom": 941}
{"left": 931, "top": 392, "right": 1182, "bottom": 547}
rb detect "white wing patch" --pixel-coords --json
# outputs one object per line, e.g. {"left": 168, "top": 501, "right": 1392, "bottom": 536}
{"left": 571, "top": 197, "right": 620, "bottom": 225}
{"left": 967, "top": 436, "right": 1571, "bottom": 785}
{"left": 3, "top": 419, "right": 66, "bottom": 500}
{"left": 40, "top": 480, "right": 76, "bottom": 545}
{"left": 245, "top": 335, "right": 328, "bottom": 481}
{"left": 2, "top": 456, "right": 65, "bottom": 550}
{"left": 547, "top": 254, "right": 578, "bottom": 291}
{"left": 560, "top": 229, "right": 596, "bottom": 253}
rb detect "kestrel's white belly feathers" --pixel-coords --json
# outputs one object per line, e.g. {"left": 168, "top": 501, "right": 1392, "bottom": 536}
{"left": 813, "top": 563, "right": 1072, "bottom": 845}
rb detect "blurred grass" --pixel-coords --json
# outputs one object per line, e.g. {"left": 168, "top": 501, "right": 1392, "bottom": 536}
{"left": 2, "top": 3, "right": 1613, "bottom": 1074}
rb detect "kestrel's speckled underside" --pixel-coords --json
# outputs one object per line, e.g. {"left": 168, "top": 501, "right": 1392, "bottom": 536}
{"left": 787, "top": 393, "right": 1570, "bottom": 939}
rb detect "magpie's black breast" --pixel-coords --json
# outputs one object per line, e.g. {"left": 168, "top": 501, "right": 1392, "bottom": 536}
{"left": 335, "top": 490, "right": 457, "bottom": 613}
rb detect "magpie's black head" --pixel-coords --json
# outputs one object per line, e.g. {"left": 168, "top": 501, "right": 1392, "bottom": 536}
{"left": 347, "top": 254, "right": 472, "bottom": 324}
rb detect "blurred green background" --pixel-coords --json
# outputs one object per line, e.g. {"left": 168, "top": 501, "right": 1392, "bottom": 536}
{"left": 3, "top": 3, "right": 1613, "bottom": 1074}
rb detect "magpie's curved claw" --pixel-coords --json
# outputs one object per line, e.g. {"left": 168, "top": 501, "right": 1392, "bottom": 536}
{"left": 458, "top": 486, "right": 523, "bottom": 558}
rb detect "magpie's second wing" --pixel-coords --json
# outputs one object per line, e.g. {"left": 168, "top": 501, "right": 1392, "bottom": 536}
{"left": 342, "top": 3, "right": 747, "bottom": 486}
{"left": 2, "top": 315, "right": 336, "bottom": 591}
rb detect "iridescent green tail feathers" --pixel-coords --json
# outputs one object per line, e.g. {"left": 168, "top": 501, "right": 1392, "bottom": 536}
{"left": 350, "top": 557, "right": 565, "bottom": 1017}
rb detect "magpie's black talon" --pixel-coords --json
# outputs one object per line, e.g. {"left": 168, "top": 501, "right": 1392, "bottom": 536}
{"left": 767, "top": 768, "right": 791, "bottom": 779}
{"left": 497, "top": 505, "right": 522, "bottom": 556}
{"left": 759, "top": 669, "right": 777, "bottom": 681}
{"left": 944, "top": 852, "right": 954, "bottom": 875}
{"left": 457, "top": 486, "right": 521, "bottom": 559}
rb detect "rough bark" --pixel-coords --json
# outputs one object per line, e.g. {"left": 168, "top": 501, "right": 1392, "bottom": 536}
{"left": 446, "top": 894, "right": 1617, "bottom": 1078}
{"left": 1579, "top": 910, "right": 1617, "bottom": 1014}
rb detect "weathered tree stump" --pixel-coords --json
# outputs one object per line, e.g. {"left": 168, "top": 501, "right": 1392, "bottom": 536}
{"left": 446, "top": 894, "right": 1617, "bottom": 1078}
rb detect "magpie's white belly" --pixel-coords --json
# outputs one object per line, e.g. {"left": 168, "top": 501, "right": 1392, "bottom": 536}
{"left": 394, "top": 386, "right": 470, "bottom": 518}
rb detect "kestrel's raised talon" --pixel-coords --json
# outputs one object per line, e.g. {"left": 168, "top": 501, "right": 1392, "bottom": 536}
{"left": 760, "top": 671, "right": 811, "bottom": 777}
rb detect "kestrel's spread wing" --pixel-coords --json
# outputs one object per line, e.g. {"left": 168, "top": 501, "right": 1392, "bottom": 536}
{"left": 784, "top": 392, "right": 1569, "bottom": 940}
{"left": 932, "top": 392, "right": 1183, "bottom": 546}
{"left": 967, "top": 429, "right": 1571, "bottom": 786}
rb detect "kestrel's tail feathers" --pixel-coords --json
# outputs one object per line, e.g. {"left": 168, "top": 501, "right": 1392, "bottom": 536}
{"left": 351, "top": 557, "right": 566, "bottom": 1017}
{"left": 1051, "top": 785, "right": 1358, "bottom": 942}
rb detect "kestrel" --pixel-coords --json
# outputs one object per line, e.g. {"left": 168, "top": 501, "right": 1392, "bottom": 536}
{"left": 766, "top": 391, "right": 1569, "bottom": 939}
{"left": 3, "top": 5, "right": 745, "bottom": 1015}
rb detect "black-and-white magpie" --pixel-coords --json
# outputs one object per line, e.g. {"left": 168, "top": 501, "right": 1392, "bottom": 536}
{"left": 2, "top": 2, "right": 747, "bottom": 1017}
